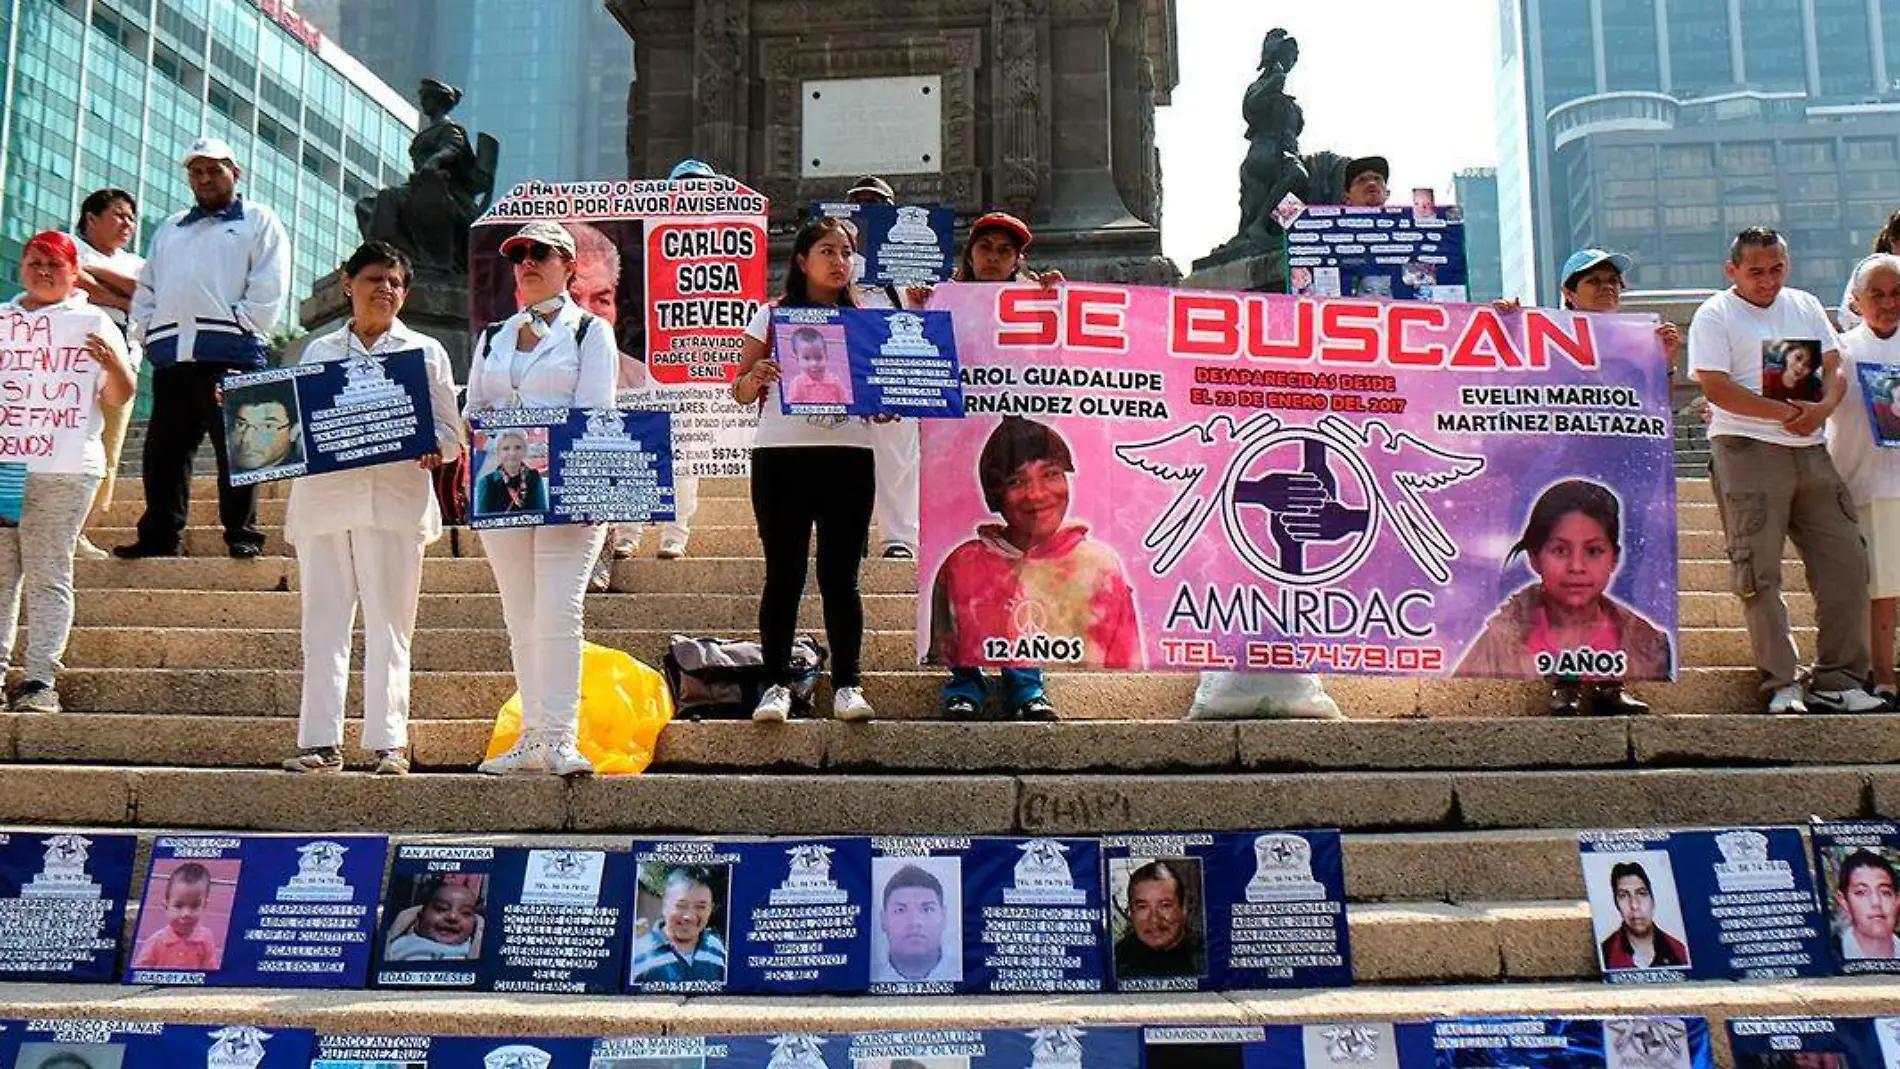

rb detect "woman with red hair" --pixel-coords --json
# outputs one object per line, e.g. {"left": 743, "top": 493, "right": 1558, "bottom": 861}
{"left": 0, "top": 231, "right": 137, "bottom": 712}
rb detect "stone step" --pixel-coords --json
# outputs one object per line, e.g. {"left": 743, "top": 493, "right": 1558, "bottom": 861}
{"left": 84, "top": 523, "right": 909, "bottom": 561}
{"left": 23, "top": 666, "right": 1771, "bottom": 719}
{"left": 0, "top": 761, "right": 1882, "bottom": 833}
{"left": 171, "top": 473, "right": 759, "bottom": 500}
{"left": 75, "top": 556, "right": 921, "bottom": 595}
{"left": 9, "top": 713, "right": 1893, "bottom": 783}
{"left": 0, "top": 975, "right": 1885, "bottom": 1041}
{"left": 1680, "top": 590, "right": 1810, "bottom": 627}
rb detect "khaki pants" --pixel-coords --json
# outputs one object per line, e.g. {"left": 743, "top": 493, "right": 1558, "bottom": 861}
{"left": 1709, "top": 436, "right": 1870, "bottom": 693}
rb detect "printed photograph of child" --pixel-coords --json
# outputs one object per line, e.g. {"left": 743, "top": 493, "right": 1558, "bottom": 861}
{"left": 382, "top": 874, "right": 485, "bottom": 962}
{"left": 775, "top": 323, "right": 854, "bottom": 410}
{"left": 1818, "top": 846, "right": 1900, "bottom": 969}
{"left": 131, "top": 858, "right": 239, "bottom": 973}
{"left": 1762, "top": 338, "right": 1824, "bottom": 403}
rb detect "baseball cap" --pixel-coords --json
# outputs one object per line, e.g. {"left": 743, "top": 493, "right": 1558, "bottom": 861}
{"left": 499, "top": 221, "right": 577, "bottom": 260}
{"left": 971, "top": 211, "right": 1033, "bottom": 248}
{"left": 846, "top": 175, "right": 895, "bottom": 201}
{"left": 183, "top": 136, "right": 238, "bottom": 168}
{"left": 1560, "top": 248, "right": 1634, "bottom": 290}
{"left": 668, "top": 158, "right": 718, "bottom": 181}
{"left": 1345, "top": 156, "right": 1390, "bottom": 185}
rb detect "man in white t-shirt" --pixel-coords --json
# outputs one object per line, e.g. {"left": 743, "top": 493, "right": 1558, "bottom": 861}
{"left": 1689, "top": 226, "right": 1882, "bottom": 715}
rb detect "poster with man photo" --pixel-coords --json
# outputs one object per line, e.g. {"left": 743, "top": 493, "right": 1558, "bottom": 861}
{"left": 1103, "top": 841, "right": 1210, "bottom": 993}
{"left": 127, "top": 834, "right": 386, "bottom": 989}
{"left": 3, "top": 1020, "right": 317, "bottom": 1069}
{"left": 1579, "top": 828, "right": 1828, "bottom": 983}
{"left": 466, "top": 410, "right": 674, "bottom": 528}
{"left": 869, "top": 845, "right": 965, "bottom": 993}
{"left": 1433, "top": 1017, "right": 1712, "bottom": 1069}
{"left": 220, "top": 374, "right": 307, "bottom": 485}
{"left": 1854, "top": 364, "right": 1900, "bottom": 446}
{"left": 1729, "top": 1016, "right": 1895, "bottom": 1069}
{"left": 626, "top": 855, "right": 733, "bottom": 993}
{"left": 221, "top": 351, "right": 438, "bottom": 486}
{"left": 0, "top": 831, "right": 137, "bottom": 982}
{"left": 1812, "top": 822, "right": 1900, "bottom": 973}
{"left": 1762, "top": 339, "right": 1824, "bottom": 403}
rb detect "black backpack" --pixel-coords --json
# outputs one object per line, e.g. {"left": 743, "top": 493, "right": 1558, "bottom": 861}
{"left": 663, "top": 635, "right": 828, "bottom": 720}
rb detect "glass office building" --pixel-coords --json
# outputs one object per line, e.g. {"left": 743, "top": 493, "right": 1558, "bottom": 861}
{"left": 0, "top": 0, "right": 416, "bottom": 308}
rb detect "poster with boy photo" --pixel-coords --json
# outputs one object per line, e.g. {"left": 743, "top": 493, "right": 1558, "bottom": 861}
{"left": 1812, "top": 823, "right": 1900, "bottom": 974}
{"left": 1581, "top": 848, "right": 1692, "bottom": 978}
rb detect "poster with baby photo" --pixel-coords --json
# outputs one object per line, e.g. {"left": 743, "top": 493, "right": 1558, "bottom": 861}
{"left": 1762, "top": 339, "right": 1824, "bottom": 403}
{"left": 375, "top": 844, "right": 631, "bottom": 994}
{"left": 126, "top": 834, "right": 386, "bottom": 988}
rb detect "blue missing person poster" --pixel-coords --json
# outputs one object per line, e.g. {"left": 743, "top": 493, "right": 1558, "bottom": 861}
{"left": 125, "top": 834, "right": 385, "bottom": 989}
{"left": 374, "top": 843, "right": 630, "bottom": 994}
{"left": 1102, "top": 830, "right": 1351, "bottom": 993}
{"left": 813, "top": 201, "right": 957, "bottom": 287}
{"left": 467, "top": 408, "right": 675, "bottom": 528}
{"left": 963, "top": 836, "right": 1106, "bottom": 994}
{"left": 1432, "top": 1018, "right": 1715, "bottom": 1069}
{"left": 719, "top": 837, "right": 871, "bottom": 995}
{"left": 1854, "top": 363, "right": 1900, "bottom": 447}
{"left": 0, "top": 831, "right": 135, "bottom": 982}
{"left": 772, "top": 307, "right": 962, "bottom": 419}
{"left": 315, "top": 1034, "right": 597, "bottom": 1068}
{"left": 1579, "top": 828, "right": 1828, "bottom": 983}
{"left": 1285, "top": 205, "right": 1468, "bottom": 302}
{"left": 0, "top": 1018, "right": 317, "bottom": 1068}
{"left": 221, "top": 349, "right": 436, "bottom": 487}
{"left": 1146, "top": 1022, "right": 1434, "bottom": 1069}
{"left": 1811, "top": 822, "right": 1900, "bottom": 974}
{"left": 1729, "top": 1016, "right": 1900, "bottom": 1069}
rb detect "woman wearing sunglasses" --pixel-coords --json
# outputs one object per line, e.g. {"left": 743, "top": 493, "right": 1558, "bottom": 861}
{"left": 463, "top": 221, "right": 616, "bottom": 775}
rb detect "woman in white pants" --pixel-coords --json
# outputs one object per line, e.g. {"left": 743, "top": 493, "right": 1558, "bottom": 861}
{"left": 281, "top": 242, "right": 464, "bottom": 775}
{"left": 0, "top": 232, "right": 136, "bottom": 712}
{"left": 465, "top": 221, "right": 616, "bottom": 776}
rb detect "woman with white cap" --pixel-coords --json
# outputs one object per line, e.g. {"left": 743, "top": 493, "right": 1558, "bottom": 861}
{"left": 464, "top": 220, "right": 616, "bottom": 775}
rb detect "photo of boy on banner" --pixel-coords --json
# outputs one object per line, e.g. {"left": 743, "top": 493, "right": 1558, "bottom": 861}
{"left": 223, "top": 376, "right": 304, "bottom": 479}
{"left": 1582, "top": 850, "right": 1691, "bottom": 977}
{"left": 629, "top": 862, "right": 731, "bottom": 989}
{"left": 131, "top": 857, "right": 238, "bottom": 973}
{"left": 1108, "top": 856, "right": 1207, "bottom": 987}
{"left": 1854, "top": 364, "right": 1900, "bottom": 446}
{"left": 1814, "top": 837, "right": 1900, "bottom": 970}
{"left": 383, "top": 874, "right": 486, "bottom": 963}
{"left": 470, "top": 428, "right": 550, "bottom": 517}
{"left": 870, "top": 855, "right": 964, "bottom": 988}
{"left": 1762, "top": 339, "right": 1824, "bottom": 403}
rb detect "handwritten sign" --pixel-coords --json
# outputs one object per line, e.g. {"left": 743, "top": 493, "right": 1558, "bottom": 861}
{"left": 0, "top": 308, "right": 102, "bottom": 473}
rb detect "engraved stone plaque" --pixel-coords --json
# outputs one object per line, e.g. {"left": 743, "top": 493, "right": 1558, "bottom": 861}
{"left": 800, "top": 76, "right": 943, "bottom": 178}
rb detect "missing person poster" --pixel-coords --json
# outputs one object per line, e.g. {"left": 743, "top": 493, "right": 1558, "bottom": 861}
{"left": 625, "top": 840, "right": 740, "bottom": 994}
{"left": 1101, "top": 830, "right": 1350, "bottom": 993}
{"left": 1579, "top": 828, "right": 1827, "bottom": 983}
{"left": 772, "top": 307, "right": 963, "bottom": 418}
{"left": 813, "top": 201, "right": 958, "bottom": 287}
{"left": 315, "top": 1034, "right": 598, "bottom": 1069}
{"left": 712, "top": 837, "right": 871, "bottom": 995}
{"left": 1811, "top": 822, "right": 1900, "bottom": 974}
{"left": 1146, "top": 1023, "right": 1433, "bottom": 1069}
{"left": 963, "top": 836, "right": 1106, "bottom": 993}
{"left": 1854, "top": 364, "right": 1900, "bottom": 446}
{"left": 845, "top": 1027, "right": 1142, "bottom": 1069}
{"left": 1431, "top": 1018, "right": 1714, "bottom": 1069}
{"left": 0, "top": 1019, "right": 316, "bottom": 1069}
{"left": 0, "top": 831, "right": 135, "bottom": 983}
{"left": 1729, "top": 1016, "right": 1900, "bottom": 1069}
{"left": 466, "top": 408, "right": 675, "bottom": 529}
{"left": 125, "top": 834, "right": 385, "bottom": 988}
{"left": 374, "top": 844, "right": 630, "bottom": 994}
{"left": 919, "top": 284, "right": 1678, "bottom": 678}
{"left": 0, "top": 306, "right": 105, "bottom": 474}
{"left": 1285, "top": 205, "right": 1468, "bottom": 303}
{"left": 869, "top": 837, "right": 967, "bottom": 994}
{"left": 220, "top": 350, "right": 436, "bottom": 487}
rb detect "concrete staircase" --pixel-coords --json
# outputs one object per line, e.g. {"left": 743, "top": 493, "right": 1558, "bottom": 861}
{"left": 4, "top": 471, "right": 1899, "bottom": 1040}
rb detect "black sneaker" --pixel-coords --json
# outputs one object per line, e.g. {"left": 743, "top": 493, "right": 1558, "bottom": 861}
{"left": 940, "top": 694, "right": 983, "bottom": 721}
{"left": 112, "top": 542, "right": 178, "bottom": 559}
{"left": 228, "top": 543, "right": 263, "bottom": 560}
{"left": 8, "top": 680, "right": 58, "bottom": 713}
{"left": 1014, "top": 695, "right": 1058, "bottom": 722}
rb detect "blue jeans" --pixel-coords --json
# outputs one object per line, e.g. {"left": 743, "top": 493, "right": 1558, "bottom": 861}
{"left": 943, "top": 666, "right": 1045, "bottom": 708}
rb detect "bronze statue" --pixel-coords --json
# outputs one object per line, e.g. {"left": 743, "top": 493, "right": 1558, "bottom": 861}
{"left": 356, "top": 78, "right": 498, "bottom": 271}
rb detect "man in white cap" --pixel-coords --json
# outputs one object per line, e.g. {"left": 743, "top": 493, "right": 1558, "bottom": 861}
{"left": 117, "top": 136, "right": 290, "bottom": 560}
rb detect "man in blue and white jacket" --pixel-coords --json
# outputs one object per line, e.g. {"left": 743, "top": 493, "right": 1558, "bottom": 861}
{"left": 116, "top": 136, "right": 290, "bottom": 559}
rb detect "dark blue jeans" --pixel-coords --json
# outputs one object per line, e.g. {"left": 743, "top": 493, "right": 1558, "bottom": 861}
{"left": 943, "top": 666, "right": 1045, "bottom": 708}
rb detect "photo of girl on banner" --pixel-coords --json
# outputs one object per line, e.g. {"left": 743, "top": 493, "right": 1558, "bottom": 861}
{"left": 1454, "top": 479, "right": 1674, "bottom": 681}
{"left": 1762, "top": 338, "right": 1824, "bottom": 403}
{"left": 776, "top": 322, "right": 855, "bottom": 410}
{"left": 131, "top": 857, "right": 238, "bottom": 973}
{"left": 1582, "top": 850, "right": 1691, "bottom": 977}
{"left": 927, "top": 416, "right": 1140, "bottom": 669}
{"left": 382, "top": 874, "right": 486, "bottom": 963}
{"left": 1819, "top": 845, "right": 1900, "bottom": 968}
{"left": 471, "top": 428, "right": 549, "bottom": 517}
{"left": 628, "top": 862, "right": 731, "bottom": 989}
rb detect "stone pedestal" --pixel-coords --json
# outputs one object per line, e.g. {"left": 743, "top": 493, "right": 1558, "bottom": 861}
{"left": 1181, "top": 253, "right": 1284, "bottom": 295}
{"left": 299, "top": 268, "right": 473, "bottom": 379}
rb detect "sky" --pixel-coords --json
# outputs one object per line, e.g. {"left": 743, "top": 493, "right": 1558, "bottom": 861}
{"left": 1157, "top": 1, "right": 1501, "bottom": 268}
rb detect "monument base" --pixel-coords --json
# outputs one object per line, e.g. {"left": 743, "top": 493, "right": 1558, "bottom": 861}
{"left": 299, "top": 267, "right": 473, "bottom": 379}
{"left": 1182, "top": 253, "right": 1284, "bottom": 295}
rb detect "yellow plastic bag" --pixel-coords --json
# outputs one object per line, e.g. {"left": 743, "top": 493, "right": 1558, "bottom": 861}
{"left": 485, "top": 642, "right": 674, "bottom": 775}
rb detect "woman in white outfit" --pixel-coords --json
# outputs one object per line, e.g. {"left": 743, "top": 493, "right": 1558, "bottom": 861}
{"left": 281, "top": 241, "right": 464, "bottom": 775}
{"left": 0, "top": 231, "right": 136, "bottom": 713}
{"left": 69, "top": 188, "right": 144, "bottom": 559}
{"left": 464, "top": 221, "right": 616, "bottom": 776}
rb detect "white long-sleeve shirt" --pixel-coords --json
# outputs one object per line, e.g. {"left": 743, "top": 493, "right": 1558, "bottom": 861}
{"left": 131, "top": 196, "right": 289, "bottom": 368}
{"left": 462, "top": 297, "right": 616, "bottom": 415}
{"left": 282, "top": 318, "right": 464, "bottom": 545}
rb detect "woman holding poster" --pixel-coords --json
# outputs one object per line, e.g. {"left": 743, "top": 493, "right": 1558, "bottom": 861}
{"left": 0, "top": 232, "right": 136, "bottom": 714}
{"left": 463, "top": 221, "right": 616, "bottom": 775}
{"left": 730, "top": 217, "right": 880, "bottom": 723}
{"left": 1827, "top": 254, "right": 1900, "bottom": 705}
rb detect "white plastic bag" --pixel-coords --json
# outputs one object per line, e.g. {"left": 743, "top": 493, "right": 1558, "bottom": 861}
{"left": 1186, "top": 671, "right": 1343, "bottom": 720}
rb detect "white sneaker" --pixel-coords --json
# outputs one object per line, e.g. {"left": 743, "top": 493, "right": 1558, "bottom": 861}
{"left": 657, "top": 533, "right": 688, "bottom": 560}
{"left": 74, "top": 535, "right": 109, "bottom": 560}
{"left": 753, "top": 684, "right": 792, "bottom": 723}
{"left": 544, "top": 733, "right": 595, "bottom": 777}
{"left": 611, "top": 531, "right": 641, "bottom": 559}
{"left": 1809, "top": 686, "right": 1886, "bottom": 714}
{"left": 833, "top": 685, "right": 875, "bottom": 722}
{"left": 1766, "top": 684, "right": 1808, "bottom": 715}
{"left": 478, "top": 732, "right": 549, "bottom": 775}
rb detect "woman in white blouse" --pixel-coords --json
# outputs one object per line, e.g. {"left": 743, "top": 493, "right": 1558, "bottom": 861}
{"left": 280, "top": 241, "right": 464, "bottom": 776}
{"left": 0, "top": 231, "right": 136, "bottom": 713}
{"left": 463, "top": 221, "right": 617, "bottom": 775}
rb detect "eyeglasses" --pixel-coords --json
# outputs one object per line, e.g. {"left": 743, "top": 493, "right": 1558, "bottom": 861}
{"left": 233, "top": 418, "right": 289, "bottom": 435}
{"left": 507, "top": 243, "right": 558, "bottom": 265}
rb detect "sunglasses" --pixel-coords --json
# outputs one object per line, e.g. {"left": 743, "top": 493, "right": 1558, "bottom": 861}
{"left": 506, "top": 243, "right": 560, "bottom": 265}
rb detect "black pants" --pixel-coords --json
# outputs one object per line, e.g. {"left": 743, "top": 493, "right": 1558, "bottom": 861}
{"left": 751, "top": 446, "right": 875, "bottom": 687}
{"left": 136, "top": 363, "right": 261, "bottom": 550}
